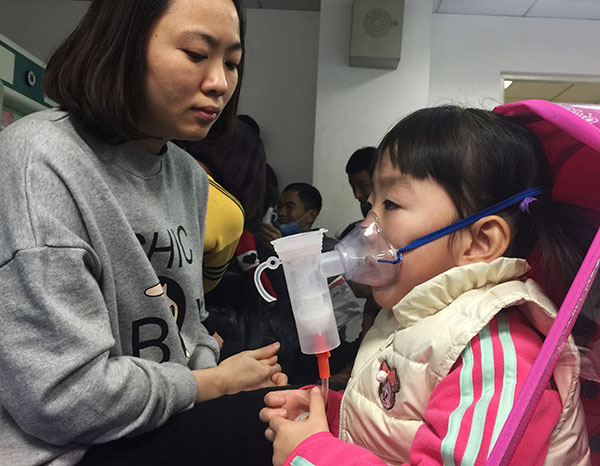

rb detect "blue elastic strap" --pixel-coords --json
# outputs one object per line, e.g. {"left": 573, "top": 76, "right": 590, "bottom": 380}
{"left": 378, "top": 186, "right": 551, "bottom": 264}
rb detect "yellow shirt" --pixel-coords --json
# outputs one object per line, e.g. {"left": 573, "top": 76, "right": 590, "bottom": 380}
{"left": 203, "top": 174, "right": 244, "bottom": 293}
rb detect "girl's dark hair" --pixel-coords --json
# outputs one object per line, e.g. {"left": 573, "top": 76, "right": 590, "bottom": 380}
{"left": 180, "top": 118, "right": 266, "bottom": 230}
{"left": 377, "top": 105, "right": 599, "bottom": 313}
{"left": 43, "top": 0, "right": 245, "bottom": 144}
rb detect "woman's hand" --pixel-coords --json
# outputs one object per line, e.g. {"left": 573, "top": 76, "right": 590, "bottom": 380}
{"left": 193, "top": 342, "right": 288, "bottom": 403}
{"left": 263, "top": 387, "right": 330, "bottom": 466}
{"left": 219, "top": 342, "right": 288, "bottom": 394}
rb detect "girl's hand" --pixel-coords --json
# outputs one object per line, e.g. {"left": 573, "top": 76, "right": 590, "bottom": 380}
{"left": 260, "top": 388, "right": 311, "bottom": 428}
{"left": 267, "top": 387, "right": 330, "bottom": 466}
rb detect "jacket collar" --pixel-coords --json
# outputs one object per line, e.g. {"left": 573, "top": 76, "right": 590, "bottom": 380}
{"left": 392, "top": 257, "right": 530, "bottom": 329}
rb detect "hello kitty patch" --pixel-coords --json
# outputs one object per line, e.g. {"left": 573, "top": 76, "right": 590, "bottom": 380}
{"left": 376, "top": 360, "right": 400, "bottom": 410}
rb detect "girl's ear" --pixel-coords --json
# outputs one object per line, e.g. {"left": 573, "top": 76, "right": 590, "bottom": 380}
{"left": 456, "top": 215, "right": 511, "bottom": 265}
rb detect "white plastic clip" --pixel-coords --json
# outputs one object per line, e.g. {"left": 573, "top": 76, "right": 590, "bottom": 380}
{"left": 253, "top": 256, "right": 282, "bottom": 302}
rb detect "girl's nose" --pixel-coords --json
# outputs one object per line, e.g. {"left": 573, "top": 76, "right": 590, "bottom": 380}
{"left": 364, "top": 207, "right": 380, "bottom": 226}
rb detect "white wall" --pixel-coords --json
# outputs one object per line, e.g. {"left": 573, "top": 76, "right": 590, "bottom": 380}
{"left": 0, "top": 0, "right": 88, "bottom": 63}
{"left": 429, "top": 14, "right": 600, "bottom": 109}
{"left": 314, "top": 5, "right": 600, "bottom": 235}
{"left": 237, "top": 9, "right": 320, "bottom": 193}
{"left": 313, "top": 0, "right": 433, "bottom": 236}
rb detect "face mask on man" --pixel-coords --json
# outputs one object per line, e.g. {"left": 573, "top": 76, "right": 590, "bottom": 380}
{"left": 275, "top": 211, "right": 311, "bottom": 236}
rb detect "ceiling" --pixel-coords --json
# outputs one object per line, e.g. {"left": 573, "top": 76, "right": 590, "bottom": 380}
{"left": 68, "top": 0, "right": 600, "bottom": 18}
{"left": 505, "top": 79, "right": 600, "bottom": 104}
{"left": 433, "top": 0, "right": 600, "bottom": 21}
{"left": 245, "top": 0, "right": 600, "bottom": 19}
{"left": 243, "top": 0, "right": 320, "bottom": 10}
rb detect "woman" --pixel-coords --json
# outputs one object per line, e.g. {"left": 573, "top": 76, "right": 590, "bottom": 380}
{"left": 0, "top": 1, "right": 287, "bottom": 465}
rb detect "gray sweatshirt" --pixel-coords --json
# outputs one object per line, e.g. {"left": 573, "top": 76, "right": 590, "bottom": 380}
{"left": 0, "top": 110, "right": 219, "bottom": 465}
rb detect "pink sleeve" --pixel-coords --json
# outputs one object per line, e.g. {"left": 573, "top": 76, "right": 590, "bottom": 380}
{"left": 409, "top": 310, "right": 562, "bottom": 465}
{"left": 284, "top": 432, "right": 390, "bottom": 466}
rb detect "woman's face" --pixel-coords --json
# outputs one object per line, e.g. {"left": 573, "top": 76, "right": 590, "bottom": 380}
{"left": 369, "top": 154, "right": 463, "bottom": 309}
{"left": 138, "top": 0, "right": 242, "bottom": 153}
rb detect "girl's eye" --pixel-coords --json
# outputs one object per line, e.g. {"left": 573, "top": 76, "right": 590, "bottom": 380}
{"left": 184, "top": 51, "right": 206, "bottom": 62}
{"left": 383, "top": 199, "right": 399, "bottom": 211}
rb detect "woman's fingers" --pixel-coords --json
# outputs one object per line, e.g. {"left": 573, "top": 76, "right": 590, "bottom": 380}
{"left": 247, "top": 341, "right": 280, "bottom": 360}
{"left": 259, "top": 355, "right": 278, "bottom": 365}
{"left": 271, "top": 371, "right": 288, "bottom": 386}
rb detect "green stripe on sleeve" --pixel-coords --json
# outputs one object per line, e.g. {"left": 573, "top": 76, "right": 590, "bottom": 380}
{"left": 488, "top": 313, "right": 517, "bottom": 454}
{"left": 462, "top": 324, "right": 495, "bottom": 466}
{"left": 290, "top": 456, "right": 316, "bottom": 466}
{"left": 441, "top": 342, "right": 475, "bottom": 466}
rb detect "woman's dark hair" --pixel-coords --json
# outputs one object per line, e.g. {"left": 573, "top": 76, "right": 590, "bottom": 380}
{"left": 377, "top": 105, "right": 599, "bottom": 312}
{"left": 43, "top": 0, "right": 245, "bottom": 144}
{"left": 180, "top": 117, "right": 266, "bottom": 230}
{"left": 237, "top": 114, "right": 260, "bottom": 136}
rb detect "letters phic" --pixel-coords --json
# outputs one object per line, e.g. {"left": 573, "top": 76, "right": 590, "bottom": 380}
{"left": 136, "top": 226, "right": 193, "bottom": 268}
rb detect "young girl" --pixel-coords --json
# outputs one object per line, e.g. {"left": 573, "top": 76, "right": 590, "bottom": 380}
{"left": 260, "top": 105, "right": 598, "bottom": 465}
{"left": 0, "top": 1, "right": 287, "bottom": 465}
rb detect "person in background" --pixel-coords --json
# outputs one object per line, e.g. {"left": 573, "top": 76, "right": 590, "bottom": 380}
{"left": 181, "top": 116, "right": 279, "bottom": 359}
{"left": 347, "top": 146, "right": 377, "bottom": 217}
{"left": 260, "top": 182, "right": 322, "bottom": 243}
{"left": 264, "top": 163, "right": 281, "bottom": 222}
{"left": 180, "top": 116, "right": 267, "bottom": 293}
{"left": 0, "top": 1, "right": 287, "bottom": 465}
{"left": 340, "top": 146, "right": 382, "bottom": 337}
{"left": 260, "top": 105, "right": 596, "bottom": 465}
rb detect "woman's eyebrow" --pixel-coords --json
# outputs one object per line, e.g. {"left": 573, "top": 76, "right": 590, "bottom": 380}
{"left": 181, "top": 30, "right": 242, "bottom": 52}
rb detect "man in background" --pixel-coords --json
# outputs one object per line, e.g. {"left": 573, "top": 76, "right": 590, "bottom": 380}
{"left": 340, "top": 147, "right": 376, "bottom": 238}
{"left": 340, "top": 147, "right": 381, "bottom": 348}
{"left": 347, "top": 146, "right": 376, "bottom": 217}
{"left": 259, "top": 182, "right": 321, "bottom": 242}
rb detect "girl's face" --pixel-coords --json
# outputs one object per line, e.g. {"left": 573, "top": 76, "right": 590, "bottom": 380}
{"left": 138, "top": 0, "right": 242, "bottom": 153}
{"left": 370, "top": 154, "right": 464, "bottom": 309}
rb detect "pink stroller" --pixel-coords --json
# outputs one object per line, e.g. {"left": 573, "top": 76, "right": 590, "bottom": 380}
{"left": 487, "top": 100, "right": 600, "bottom": 465}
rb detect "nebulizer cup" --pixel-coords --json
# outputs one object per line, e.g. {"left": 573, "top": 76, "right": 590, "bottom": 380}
{"left": 255, "top": 229, "right": 341, "bottom": 355}
{"left": 254, "top": 229, "right": 339, "bottom": 405}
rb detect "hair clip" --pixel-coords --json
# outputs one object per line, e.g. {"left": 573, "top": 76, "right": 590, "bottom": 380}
{"left": 519, "top": 196, "right": 538, "bottom": 214}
